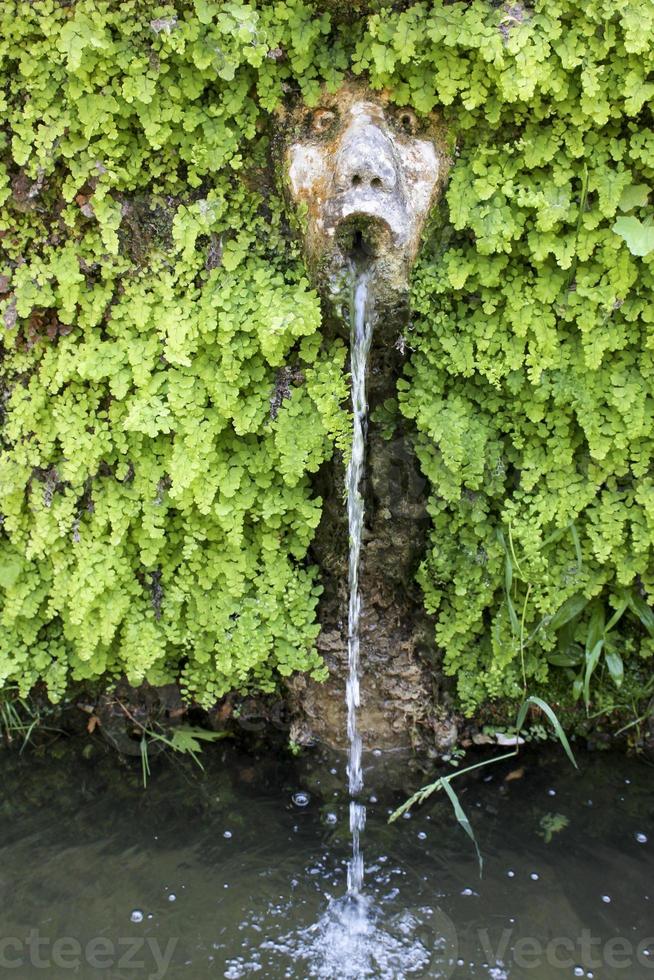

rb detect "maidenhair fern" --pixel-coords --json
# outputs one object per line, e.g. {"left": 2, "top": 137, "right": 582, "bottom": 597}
{"left": 1, "top": 0, "right": 653, "bottom": 717}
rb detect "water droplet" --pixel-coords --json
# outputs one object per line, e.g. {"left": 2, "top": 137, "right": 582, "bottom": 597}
{"left": 602, "top": 895, "right": 611, "bottom": 904}
{"left": 547, "top": 788, "right": 556, "bottom": 796}
{"left": 292, "top": 792, "right": 310, "bottom": 807}
{"left": 507, "top": 870, "right": 515, "bottom": 878}
{"left": 461, "top": 887, "right": 474, "bottom": 896}
{"left": 402, "top": 811, "right": 412, "bottom": 820}
{"left": 372, "top": 748, "right": 382, "bottom": 757}
{"left": 168, "top": 893, "right": 176, "bottom": 902}
{"left": 530, "top": 872, "right": 540, "bottom": 881}
{"left": 574, "top": 968, "right": 585, "bottom": 977}
{"left": 417, "top": 831, "right": 427, "bottom": 841}
{"left": 636, "top": 832, "right": 648, "bottom": 844}
{"left": 224, "top": 830, "right": 233, "bottom": 839}
{"left": 130, "top": 910, "right": 144, "bottom": 924}
{"left": 369, "top": 795, "right": 378, "bottom": 804}
{"left": 324, "top": 811, "right": 338, "bottom": 825}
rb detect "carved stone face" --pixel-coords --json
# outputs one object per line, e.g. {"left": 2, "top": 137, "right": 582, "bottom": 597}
{"left": 284, "top": 85, "right": 449, "bottom": 305}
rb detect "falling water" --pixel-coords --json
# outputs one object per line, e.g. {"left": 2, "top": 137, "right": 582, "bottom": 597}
{"left": 219, "top": 268, "right": 444, "bottom": 976}
{"left": 345, "top": 270, "right": 373, "bottom": 898}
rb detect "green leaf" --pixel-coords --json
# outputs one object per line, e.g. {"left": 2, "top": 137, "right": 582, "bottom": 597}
{"left": 604, "top": 650, "right": 624, "bottom": 688}
{"left": 605, "top": 598, "right": 628, "bottom": 633}
{"left": 441, "top": 777, "right": 484, "bottom": 876}
{"left": 628, "top": 592, "right": 654, "bottom": 637}
{"left": 618, "top": 184, "right": 650, "bottom": 212}
{"left": 585, "top": 601, "right": 605, "bottom": 656}
{"left": 583, "top": 640, "right": 604, "bottom": 708}
{"left": 569, "top": 522, "right": 583, "bottom": 572}
{"left": 548, "top": 593, "right": 589, "bottom": 631}
{"left": 546, "top": 648, "right": 583, "bottom": 667}
{"left": 612, "top": 216, "right": 654, "bottom": 256}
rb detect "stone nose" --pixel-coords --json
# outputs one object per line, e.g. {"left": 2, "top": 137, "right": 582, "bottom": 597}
{"left": 335, "top": 124, "right": 398, "bottom": 193}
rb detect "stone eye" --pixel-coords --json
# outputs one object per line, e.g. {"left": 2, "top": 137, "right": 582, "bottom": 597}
{"left": 396, "top": 108, "right": 418, "bottom": 135}
{"left": 310, "top": 108, "right": 337, "bottom": 135}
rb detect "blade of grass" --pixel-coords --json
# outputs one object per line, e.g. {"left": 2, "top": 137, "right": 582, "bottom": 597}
{"left": 519, "top": 583, "right": 532, "bottom": 693}
{"left": 516, "top": 695, "right": 578, "bottom": 768}
{"left": 140, "top": 736, "right": 151, "bottom": 789}
{"left": 569, "top": 522, "right": 583, "bottom": 573}
{"left": 441, "top": 777, "right": 484, "bottom": 875}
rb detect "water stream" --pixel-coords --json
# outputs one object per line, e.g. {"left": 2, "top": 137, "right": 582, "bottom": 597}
{"left": 345, "top": 270, "right": 373, "bottom": 899}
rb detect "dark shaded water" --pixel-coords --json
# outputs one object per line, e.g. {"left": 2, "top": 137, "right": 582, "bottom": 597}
{"left": 0, "top": 737, "right": 652, "bottom": 978}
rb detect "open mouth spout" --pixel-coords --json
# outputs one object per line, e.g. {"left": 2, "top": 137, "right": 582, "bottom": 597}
{"left": 334, "top": 214, "right": 394, "bottom": 272}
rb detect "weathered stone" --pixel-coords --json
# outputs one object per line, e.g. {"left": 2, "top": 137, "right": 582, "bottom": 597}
{"left": 282, "top": 81, "right": 450, "bottom": 315}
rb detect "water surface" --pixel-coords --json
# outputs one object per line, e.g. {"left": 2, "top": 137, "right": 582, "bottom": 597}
{"left": 0, "top": 739, "right": 652, "bottom": 978}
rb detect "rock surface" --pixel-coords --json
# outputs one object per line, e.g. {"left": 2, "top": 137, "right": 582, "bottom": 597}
{"left": 289, "top": 322, "right": 458, "bottom": 752}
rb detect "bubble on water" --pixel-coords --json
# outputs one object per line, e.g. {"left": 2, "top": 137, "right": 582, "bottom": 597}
{"left": 293, "top": 792, "right": 310, "bottom": 807}
{"left": 574, "top": 968, "right": 585, "bottom": 977}
{"left": 601, "top": 895, "right": 611, "bottom": 904}
{"left": 168, "top": 893, "right": 177, "bottom": 902}
{"left": 402, "top": 812, "right": 412, "bottom": 820}
{"left": 547, "top": 789, "right": 556, "bottom": 796}
{"left": 130, "top": 910, "right": 144, "bottom": 924}
{"left": 461, "top": 888, "right": 474, "bottom": 896}
{"left": 224, "top": 830, "right": 233, "bottom": 839}
{"left": 372, "top": 749, "right": 382, "bottom": 757}
{"left": 507, "top": 870, "right": 515, "bottom": 878}
{"left": 530, "top": 872, "right": 540, "bottom": 881}
{"left": 636, "top": 832, "right": 648, "bottom": 844}
{"left": 324, "top": 812, "right": 338, "bottom": 826}
{"left": 417, "top": 831, "right": 427, "bottom": 841}
{"left": 369, "top": 795, "right": 378, "bottom": 804}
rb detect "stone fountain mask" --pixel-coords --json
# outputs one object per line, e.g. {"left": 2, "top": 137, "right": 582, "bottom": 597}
{"left": 283, "top": 84, "right": 449, "bottom": 305}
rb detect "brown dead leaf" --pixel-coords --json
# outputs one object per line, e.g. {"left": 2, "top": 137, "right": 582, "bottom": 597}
{"left": 87, "top": 715, "right": 100, "bottom": 734}
{"left": 504, "top": 767, "right": 525, "bottom": 783}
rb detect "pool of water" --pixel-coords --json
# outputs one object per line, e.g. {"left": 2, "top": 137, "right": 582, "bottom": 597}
{"left": 0, "top": 736, "right": 652, "bottom": 979}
